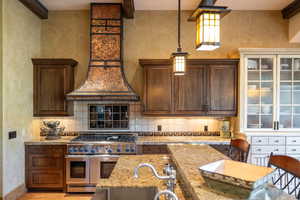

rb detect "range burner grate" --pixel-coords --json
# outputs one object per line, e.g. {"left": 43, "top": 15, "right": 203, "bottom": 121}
{"left": 71, "top": 134, "right": 137, "bottom": 143}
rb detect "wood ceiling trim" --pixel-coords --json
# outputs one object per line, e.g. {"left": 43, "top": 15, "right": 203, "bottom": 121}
{"left": 18, "top": 0, "right": 48, "bottom": 19}
{"left": 122, "top": 0, "right": 135, "bottom": 19}
{"left": 282, "top": 0, "right": 300, "bottom": 19}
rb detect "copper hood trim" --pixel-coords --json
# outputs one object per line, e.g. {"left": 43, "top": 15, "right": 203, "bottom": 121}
{"left": 66, "top": 3, "right": 139, "bottom": 102}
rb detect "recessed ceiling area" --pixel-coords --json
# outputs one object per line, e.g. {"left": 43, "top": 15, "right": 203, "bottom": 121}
{"left": 40, "top": 0, "right": 294, "bottom": 11}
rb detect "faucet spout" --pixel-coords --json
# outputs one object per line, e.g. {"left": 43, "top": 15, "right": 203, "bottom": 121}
{"left": 153, "top": 190, "right": 179, "bottom": 200}
{"left": 133, "top": 163, "right": 173, "bottom": 180}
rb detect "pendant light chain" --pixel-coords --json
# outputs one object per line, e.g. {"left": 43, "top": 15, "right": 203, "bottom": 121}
{"left": 178, "top": 0, "right": 181, "bottom": 51}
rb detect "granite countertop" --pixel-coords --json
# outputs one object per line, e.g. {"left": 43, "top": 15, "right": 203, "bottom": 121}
{"left": 96, "top": 154, "right": 189, "bottom": 200}
{"left": 168, "top": 144, "right": 294, "bottom": 200}
{"left": 168, "top": 144, "right": 234, "bottom": 200}
{"left": 24, "top": 136, "right": 75, "bottom": 145}
{"left": 137, "top": 136, "right": 230, "bottom": 145}
{"left": 24, "top": 136, "right": 230, "bottom": 145}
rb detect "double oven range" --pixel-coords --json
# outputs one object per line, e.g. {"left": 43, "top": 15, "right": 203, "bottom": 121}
{"left": 66, "top": 133, "right": 137, "bottom": 192}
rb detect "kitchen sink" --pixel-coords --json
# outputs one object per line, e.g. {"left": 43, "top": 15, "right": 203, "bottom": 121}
{"left": 92, "top": 186, "right": 158, "bottom": 200}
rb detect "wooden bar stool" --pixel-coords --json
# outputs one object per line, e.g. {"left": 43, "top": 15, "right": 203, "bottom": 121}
{"left": 268, "top": 153, "right": 300, "bottom": 199}
{"left": 228, "top": 139, "right": 250, "bottom": 163}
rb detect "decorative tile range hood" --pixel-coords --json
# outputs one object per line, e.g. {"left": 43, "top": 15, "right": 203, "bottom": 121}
{"left": 67, "top": 3, "right": 139, "bottom": 101}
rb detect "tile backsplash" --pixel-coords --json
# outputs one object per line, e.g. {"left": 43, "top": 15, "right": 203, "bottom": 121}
{"left": 33, "top": 101, "right": 232, "bottom": 134}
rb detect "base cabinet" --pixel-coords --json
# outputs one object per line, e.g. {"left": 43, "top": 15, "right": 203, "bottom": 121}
{"left": 248, "top": 135, "right": 300, "bottom": 166}
{"left": 138, "top": 145, "right": 169, "bottom": 154}
{"left": 26, "top": 145, "right": 66, "bottom": 190}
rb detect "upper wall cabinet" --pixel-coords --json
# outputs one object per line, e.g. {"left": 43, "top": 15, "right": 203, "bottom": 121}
{"left": 32, "top": 59, "right": 78, "bottom": 117}
{"left": 143, "top": 64, "right": 172, "bottom": 114}
{"left": 140, "top": 59, "right": 239, "bottom": 116}
{"left": 240, "top": 48, "right": 300, "bottom": 132}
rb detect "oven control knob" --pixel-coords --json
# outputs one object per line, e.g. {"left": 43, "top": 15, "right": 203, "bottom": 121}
{"left": 68, "top": 147, "right": 74, "bottom": 153}
{"left": 96, "top": 146, "right": 102, "bottom": 152}
{"left": 79, "top": 147, "right": 85, "bottom": 152}
{"left": 117, "top": 145, "right": 121, "bottom": 153}
{"left": 130, "top": 145, "right": 136, "bottom": 152}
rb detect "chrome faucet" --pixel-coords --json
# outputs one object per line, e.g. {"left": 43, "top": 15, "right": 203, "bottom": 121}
{"left": 154, "top": 190, "right": 179, "bottom": 200}
{"left": 133, "top": 163, "right": 177, "bottom": 200}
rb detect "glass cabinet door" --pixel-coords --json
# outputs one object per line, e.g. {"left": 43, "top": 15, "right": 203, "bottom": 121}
{"left": 279, "top": 57, "right": 300, "bottom": 129}
{"left": 246, "top": 57, "right": 275, "bottom": 129}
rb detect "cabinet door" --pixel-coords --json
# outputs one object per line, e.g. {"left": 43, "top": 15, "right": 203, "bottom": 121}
{"left": 208, "top": 65, "right": 237, "bottom": 116}
{"left": 174, "top": 66, "right": 206, "bottom": 115}
{"left": 144, "top": 66, "right": 172, "bottom": 114}
{"left": 245, "top": 56, "right": 276, "bottom": 130}
{"left": 34, "top": 65, "right": 73, "bottom": 116}
{"left": 278, "top": 56, "right": 300, "bottom": 129}
{"left": 26, "top": 145, "right": 66, "bottom": 190}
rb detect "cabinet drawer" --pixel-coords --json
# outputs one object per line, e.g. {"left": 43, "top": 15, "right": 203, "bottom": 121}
{"left": 286, "top": 137, "right": 300, "bottom": 145}
{"left": 27, "top": 170, "right": 64, "bottom": 189}
{"left": 252, "top": 137, "right": 268, "bottom": 145}
{"left": 252, "top": 146, "right": 285, "bottom": 154}
{"left": 268, "top": 137, "right": 285, "bottom": 145}
{"left": 286, "top": 146, "right": 300, "bottom": 154}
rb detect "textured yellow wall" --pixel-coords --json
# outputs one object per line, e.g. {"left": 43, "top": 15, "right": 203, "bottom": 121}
{"left": 289, "top": 12, "right": 300, "bottom": 43}
{"left": 41, "top": 11, "right": 89, "bottom": 88}
{"left": 0, "top": 0, "right": 3, "bottom": 197}
{"left": 41, "top": 10, "right": 300, "bottom": 96}
{"left": 2, "top": 0, "right": 41, "bottom": 196}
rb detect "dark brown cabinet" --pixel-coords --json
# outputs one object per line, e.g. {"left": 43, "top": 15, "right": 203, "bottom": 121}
{"left": 143, "top": 64, "right": 172, "bottom": 114}
{"left": 208, "top": 64, "right": 237, "bottom": 116}
{"left": 26, "top": 145, "right": 66, "bottom": 190}
{"left": 32, "top": 59, "right": 77, "bottom": 117}
{"left": 140, "top": 59, "right": 238, "bottom": 116}
{"left": 174, "top": 66, "right": 207, "bottom": 115}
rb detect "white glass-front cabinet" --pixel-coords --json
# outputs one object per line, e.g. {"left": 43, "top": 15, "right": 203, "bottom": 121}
{"left": 240, "top": 49, "right": 300, "bottom": 166}
{"left": 241, "top": 50, "right": 300, "bottom": 132}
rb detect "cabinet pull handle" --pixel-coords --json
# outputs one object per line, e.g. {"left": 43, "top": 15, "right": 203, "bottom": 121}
{"left": 275, "top": 149, "right": 279, "bottom": 151}
{"left": 276, "top": 121, "right": 280, "bottom": 130}
{"left": 292, "top": 140, "right": 297, "bottom": 142}
{"left": 292, "top": 149, "right": 297, "bottom": 152}
{"left": 275, "top": 140, "right": 279, "bottom": 143}
{"left": 258, "top": 140, "right": 262, "bottom": 142}
{"left": 257, "top": 149, "right": 261, "bottom": 151}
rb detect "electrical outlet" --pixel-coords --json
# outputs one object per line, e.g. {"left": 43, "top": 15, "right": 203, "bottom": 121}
{"left": 9, "top": 131, "right": 17, "bottom": 140}
{"left": 157, "top": 125, "right": 162, "bottom": 132}
{"left": 204, "top": 125, "right": 208, "bottom": 132}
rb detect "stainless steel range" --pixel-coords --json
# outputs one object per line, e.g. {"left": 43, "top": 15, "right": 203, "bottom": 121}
{"left": 66, "top": 133, "right": 137, "bottom": 193}
{"left": 67, "top": 134, "right": 137, "bottom": 155}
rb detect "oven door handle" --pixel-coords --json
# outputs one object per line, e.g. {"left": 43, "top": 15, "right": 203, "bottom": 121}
{"left": 65, "top": 155, "right": 120, "bottom": 159}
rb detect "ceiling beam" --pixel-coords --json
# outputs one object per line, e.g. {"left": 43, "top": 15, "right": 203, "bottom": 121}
{"left": 122, "top": 0, "right": 135, "bottom": 19}
{"left": 282, "top": 0, "right": 300, "bottom": 19}
{"left": 18, "top": 0, "right": 48, "bottom": 19}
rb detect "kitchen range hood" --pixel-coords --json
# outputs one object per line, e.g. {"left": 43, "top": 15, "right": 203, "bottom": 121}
{"left": 67, "top": 3, "right": 139, "bottom": 101}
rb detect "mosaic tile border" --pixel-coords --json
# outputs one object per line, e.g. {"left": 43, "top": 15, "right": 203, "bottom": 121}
{"left": 40, "top": 131, "right": 221, "bottom": 137}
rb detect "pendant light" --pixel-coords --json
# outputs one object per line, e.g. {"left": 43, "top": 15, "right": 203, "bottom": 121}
{"left": 190, "top": 0, "right": 231, "bottom": 51}
{"left": 172, "top": 0, "right": 188, "bottom": 76}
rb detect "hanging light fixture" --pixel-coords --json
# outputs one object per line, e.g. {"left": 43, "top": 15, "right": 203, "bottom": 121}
{"left": 190, "top": 0, "right": 231, "bottom": 51}
{"left": 172, "top": 0, "right": 188, "bottom": 76}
